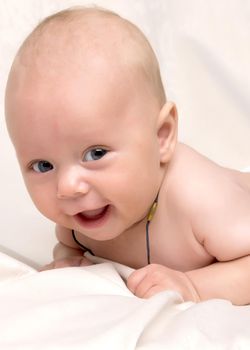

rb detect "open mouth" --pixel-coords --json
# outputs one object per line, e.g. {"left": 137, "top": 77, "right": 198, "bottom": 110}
{"left": 74, "top": 205, "right": 110, "bottom": 228}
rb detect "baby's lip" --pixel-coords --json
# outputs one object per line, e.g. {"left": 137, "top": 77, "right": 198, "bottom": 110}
{"left": 73, "top": 205, "right": 110, "bottom": 228}
{"left": 78, "top": 206, "right": 108, "bottom": 220}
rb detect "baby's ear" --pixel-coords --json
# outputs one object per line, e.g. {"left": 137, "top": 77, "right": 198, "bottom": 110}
{"left": 157, "top": 101, "right": 178, "bottom": 164}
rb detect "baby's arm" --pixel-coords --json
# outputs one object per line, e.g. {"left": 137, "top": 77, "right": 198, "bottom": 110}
{"left": 127, "top": 256, "right": 250, "bottom": 305}
{"left": 127, "top": 264, "right": 201, "bottom": 302}
{"left": 186, "top": 182, "right": 250, "bottom": 305}
{"left": 128, "top": 182, "right": 250, "bottom": 305}
{"left": 40, "top": 225, "right": 92, "bottom": 271}
{"left": 186, "top": 255, "right": 250, "bottom": 305}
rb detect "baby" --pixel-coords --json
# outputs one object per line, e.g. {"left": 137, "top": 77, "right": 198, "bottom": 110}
{"left": 5, "top": 7, "right": 250, "bottom": 305}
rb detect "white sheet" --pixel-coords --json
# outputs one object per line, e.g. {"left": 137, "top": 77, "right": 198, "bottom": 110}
{"left": 1, "top": 251, "right": 250, "bottom": 349}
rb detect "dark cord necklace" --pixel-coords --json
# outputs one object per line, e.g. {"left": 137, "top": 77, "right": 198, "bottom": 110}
{"left": 72, "top": 229, "right": 94, "bottom": 256}
{"left": 72, "top": 193, "right": 159, "bottom": 265}
{"left": 145, "top": 193, "right": 159, "bottom": 264}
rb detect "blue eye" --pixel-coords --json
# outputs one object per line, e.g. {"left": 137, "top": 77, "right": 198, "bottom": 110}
{"left": 32, "top": 160, "right": 53, "bottom": 173}
{"left": 84, "top": 148, "right": 107, "bottom": 162}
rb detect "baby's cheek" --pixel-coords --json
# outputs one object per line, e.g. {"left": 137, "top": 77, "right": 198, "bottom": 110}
{"left": 31, "top": 191, "right": 59, "bottom": 223}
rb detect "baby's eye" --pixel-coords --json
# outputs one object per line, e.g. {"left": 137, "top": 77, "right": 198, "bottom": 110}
{"left": 84, "top": 148, "right": 108, "bottom": 162}
{"left": 32, "top": 160, "right": 54, "bottom": 173}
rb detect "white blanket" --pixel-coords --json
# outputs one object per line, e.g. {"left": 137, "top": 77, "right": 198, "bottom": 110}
{"left": 0, "top": 252, "right": 250, "bottom": 349}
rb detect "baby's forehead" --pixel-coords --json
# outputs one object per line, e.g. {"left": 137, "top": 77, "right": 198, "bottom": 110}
{"left": 8, "top": 8, "right": 165, "bottom": 111}
{"left": 19, "top": 10, "right": 148, "bottom": 74}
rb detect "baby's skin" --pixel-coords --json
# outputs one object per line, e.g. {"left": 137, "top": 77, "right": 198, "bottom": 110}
{"left": 53, "top": 143, "right": 250, "bottom": 304}
{"left": 5, "top": 7, "right": 250, "bottom": 305}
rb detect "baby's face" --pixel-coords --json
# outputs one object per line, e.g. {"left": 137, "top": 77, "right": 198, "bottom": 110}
{"left": 6, "top": 54, "right": 166, "bottom": 240}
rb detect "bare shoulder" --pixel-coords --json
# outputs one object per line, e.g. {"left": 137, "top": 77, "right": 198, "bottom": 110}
{"left": 164, "top": 143, "right": 250, "bottom": 261}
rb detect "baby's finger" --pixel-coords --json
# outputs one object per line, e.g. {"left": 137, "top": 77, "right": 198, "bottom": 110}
{"left": 39, "top": 261, "right": 56, "bottom": 271}
{"left": 79, "top": 257, "right": 93, "bottom": 266}
{"left": 141, "top": 285, "right": 168, "bottom": 299}
{"left": 127, "top": 265, "right": 159, "bottom": 297}
{"left": 131, "top": 271, "right": 166, "bottom": 298}
{"left": 127, "top": 266, "right": 149, "bottom": 294}
{"left": 39, "top": 256, "right": 92, "bottom": 271}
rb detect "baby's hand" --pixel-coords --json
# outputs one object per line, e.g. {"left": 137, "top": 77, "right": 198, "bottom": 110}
{"left": 127, "top": 264, "right": 200, "bottom": 302}
{"left": 39, "top": 256, "right": 93, "bottom": 271}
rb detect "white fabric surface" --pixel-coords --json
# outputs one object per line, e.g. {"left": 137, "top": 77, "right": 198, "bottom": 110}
{"left": 1, "top": 251, "right": 250, "bottom": 349}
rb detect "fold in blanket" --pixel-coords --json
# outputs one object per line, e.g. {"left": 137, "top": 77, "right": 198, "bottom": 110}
{"left": 0, "top": 251, "right": 250, "bottom": 349}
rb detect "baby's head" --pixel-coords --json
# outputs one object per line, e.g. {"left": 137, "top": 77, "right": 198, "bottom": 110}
{"left": 7, "top": 7, "right": 166, "bottom": 109}
{"left": 5, "top": 7, "right": 177, "bottom": 239}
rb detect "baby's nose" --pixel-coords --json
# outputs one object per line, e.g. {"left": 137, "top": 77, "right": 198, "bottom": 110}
{"left": 56, "top": 167, "right": 90, "bottom": 199}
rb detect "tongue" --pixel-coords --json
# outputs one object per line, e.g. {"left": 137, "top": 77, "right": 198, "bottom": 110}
{"left": 80, "top": 207, "right": 106, "bottom": 219}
